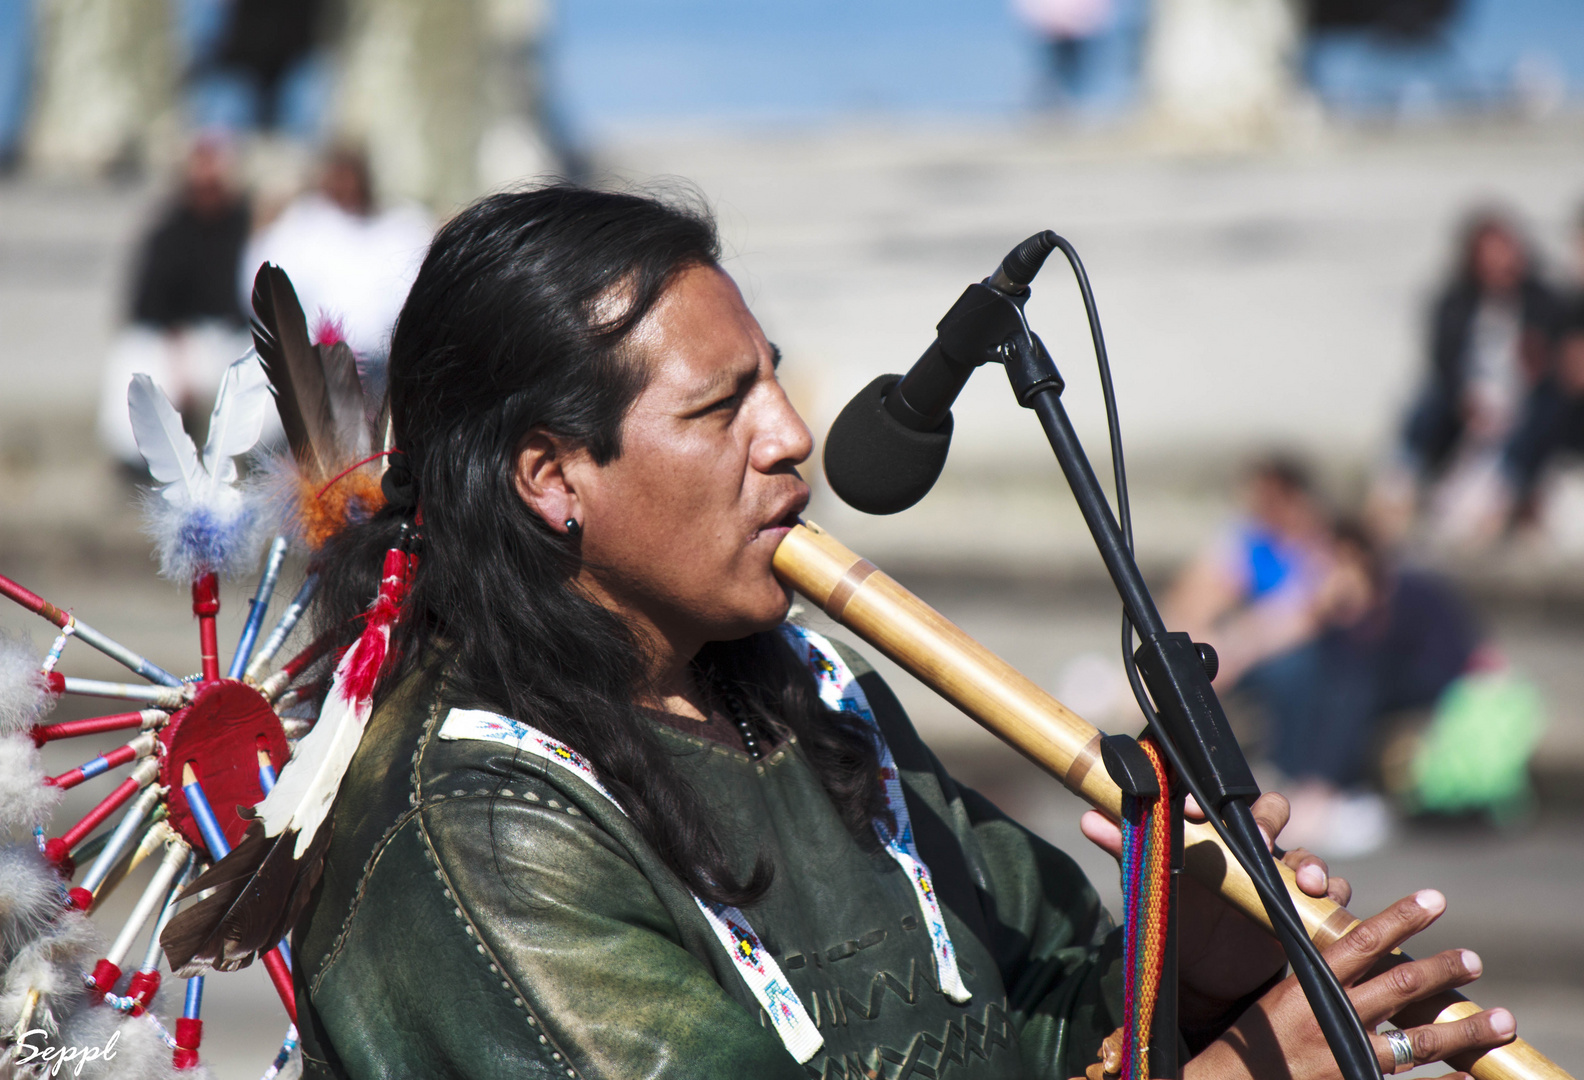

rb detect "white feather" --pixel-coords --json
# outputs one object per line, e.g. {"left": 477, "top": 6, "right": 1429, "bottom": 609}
{"left": 256, "top": 630, "right": 384, "bottom": 857}
{"left": 127, "top": 375, "right": 204, "bottom": 506}
{"left": 0, "top": 733, "right": 62, "bottom": 839}
{"left": 0, "top": 911, "right": 101, "bottom": 1039}
{"left": 0, "top": 843, "right": 61, "bottom": 967}
{"left": 57, "top": 1005, "right": 203, "bottom": 1080}
{"left": 0, "top": 631, "right": 53, "bottom": 736}
{"left": 200, "top": 352, "right": 272, "bottom": 492}
{"left": 129, "top": 355, "right": 270, "bottom": 580}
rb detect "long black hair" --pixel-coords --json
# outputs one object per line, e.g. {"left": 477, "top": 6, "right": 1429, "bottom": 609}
{"left": 309, "top": 185, "right": 885, "bottom": 906}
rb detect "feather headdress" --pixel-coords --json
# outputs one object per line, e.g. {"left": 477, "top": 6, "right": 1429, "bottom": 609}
{"left": 129, "top": 353, "right": 272, "bottom": 581}
{"left": 251, "top": 263, "right": 384, "bottom": 549}
{"left": 162, "top": 265, "right": 412, "bottom": 975}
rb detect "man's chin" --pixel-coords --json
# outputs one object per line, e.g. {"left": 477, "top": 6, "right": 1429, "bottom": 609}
{"left": 709, "top": 587, "right": 795, "bottom": 644}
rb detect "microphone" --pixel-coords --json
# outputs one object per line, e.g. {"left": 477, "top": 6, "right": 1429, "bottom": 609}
{"left": 823, "top": 231, "right": 1060, "bottom": 515}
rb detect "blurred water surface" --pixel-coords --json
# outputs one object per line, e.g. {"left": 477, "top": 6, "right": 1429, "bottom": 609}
{"left": 555, "top": 0, "right": 1584, "bottom": 137}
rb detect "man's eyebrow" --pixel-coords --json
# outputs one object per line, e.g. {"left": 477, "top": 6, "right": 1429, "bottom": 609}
{"left": 770, "top": 343, "right": 782, "bottom": 370}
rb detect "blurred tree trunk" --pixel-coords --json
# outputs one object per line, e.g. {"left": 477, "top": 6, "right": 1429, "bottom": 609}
{"left": 475, "top": 0, "right": 564, "bottom": 191}
{"left": 1141, "top": 0, "right": 1316, "bottom": 149}
{"left": 335, "top": 0, "right": 566, "bottom": 211}
{"left": 334, "top": 0, "right": 487, "bottom": 212}
{"left": 28, "top": 0, "right": 177, "bottom": 175}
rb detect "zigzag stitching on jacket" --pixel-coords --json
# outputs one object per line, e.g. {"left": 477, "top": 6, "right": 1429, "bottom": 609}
{"left": 308, "top": 684, "right": 448, "bottom": 995}
{"left": 818, "top": 958, "right": 936, "bottom": 1027}
{"left": 416, "top": 811, "right": 581, "bottom": 1080}
{"left": 867, "top": 1000, "right": 1015, "bottom": 1080}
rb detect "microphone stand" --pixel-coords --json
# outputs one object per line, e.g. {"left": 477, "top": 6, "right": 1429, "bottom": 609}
{"left": 918, "top": 266, "right": 1379, "bottom": 1080}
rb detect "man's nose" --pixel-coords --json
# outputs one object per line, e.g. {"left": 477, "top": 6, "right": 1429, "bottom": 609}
{"left": 754, "top": 385, "right": 814, "bottom": 471}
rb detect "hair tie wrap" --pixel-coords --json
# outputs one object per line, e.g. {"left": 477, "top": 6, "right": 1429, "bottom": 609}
{"left": 381, "top": 453, "right": 417, "bottom": 511}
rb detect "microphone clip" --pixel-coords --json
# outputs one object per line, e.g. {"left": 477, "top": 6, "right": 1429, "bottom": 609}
{"left": 885, "top": 282, "right": 1035, "bottom": 434}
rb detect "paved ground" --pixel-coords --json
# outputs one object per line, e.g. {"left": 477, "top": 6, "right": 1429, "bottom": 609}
{"left": 3, "top": 118, "right": 1584, "bottom": 1075}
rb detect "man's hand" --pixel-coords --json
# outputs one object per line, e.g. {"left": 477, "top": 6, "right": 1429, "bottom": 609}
{"left": 1081, "top": 792, "right": 1517, "bottom": 1079}
{"left": 1187, "top": 889, "right": 1515, "bottom": 1080}
{"left": 1080, "top": 791, "right": 1346, "bottom": 1025}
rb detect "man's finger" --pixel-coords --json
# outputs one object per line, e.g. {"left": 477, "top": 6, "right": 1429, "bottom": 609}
{"left": 1322, "top": 890, "right": 1446, "bottom": 985}
{"left": 1280, "top": 846, "right": 1332, "bottom": 898}
{"left": 1249, "top": 792, "right": 1292, "bottom": 851}
{"left": 1328, "top": 873, "right": 1353, "bottom": 907}
{"left": 1373, "top": 1009, "right": 1516, "bottom": 1074}
{"left": 1351, "top": 949, "right": 1483, "bottom": 1025}
{"left": 1080, "top": 810, "right": 1122, "bottom": 859}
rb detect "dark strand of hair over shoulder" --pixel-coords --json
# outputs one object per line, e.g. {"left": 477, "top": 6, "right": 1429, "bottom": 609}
{"left": 308, "top": 184, "right": 886, "bottom": 907}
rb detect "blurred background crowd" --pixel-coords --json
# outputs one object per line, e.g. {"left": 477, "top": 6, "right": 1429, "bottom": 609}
{"left": 2, "top": 0, "right": 1584, "bottom": 1070}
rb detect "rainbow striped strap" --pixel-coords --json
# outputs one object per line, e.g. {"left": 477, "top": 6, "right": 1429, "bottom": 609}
{"left": 779, "top": 625, "right": 973, "bottom": 1005}
{"left": 437, "top": 708, "right": 824, "bottom": 1063}
{"left": 1119, "top": 737, "right": 1171, "bottom": 1080}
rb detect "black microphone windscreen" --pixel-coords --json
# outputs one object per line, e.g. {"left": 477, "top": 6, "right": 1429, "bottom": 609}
{"left": 822, "top": 375, "right": 953, "bottom": 515}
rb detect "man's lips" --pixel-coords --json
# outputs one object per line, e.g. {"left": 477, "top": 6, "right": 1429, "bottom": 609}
{"left": 754, "top": 488, "right": 810, "bottom": 540}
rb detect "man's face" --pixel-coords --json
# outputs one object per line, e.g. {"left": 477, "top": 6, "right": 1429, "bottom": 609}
{"left": 1246, "top": 475, "right": 1318, "bottom": 540}
{"left": 1473, "top": 227, "right": 1524, "bottom": 295}
{"left": 571, "top": 264, "right": 812, "bottom": 654}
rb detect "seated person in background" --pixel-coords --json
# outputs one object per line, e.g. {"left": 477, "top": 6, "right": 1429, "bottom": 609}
{"left": 98, "top": 136, "right": 258, "bottom": 472}
{"left": 1279, "top": 521, "right": 1490, "bottom": 854}
{"left": 1165, "top": 456, "right": 1334, "bottom": 752}
{"left": 1381, "top": 209, "right": 1561, "bottom": 544}
{"left": 1503, "top": 215, "right": 1584, "bottom": 513}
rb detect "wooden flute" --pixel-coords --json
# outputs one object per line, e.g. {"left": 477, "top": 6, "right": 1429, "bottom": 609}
{"left": 773, "top": 520, "right": 1568, "bottom": 1080}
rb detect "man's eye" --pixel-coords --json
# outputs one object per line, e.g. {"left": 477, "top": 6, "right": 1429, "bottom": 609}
{"left": 706, "top": 393, "right": 742, "bottom": 413}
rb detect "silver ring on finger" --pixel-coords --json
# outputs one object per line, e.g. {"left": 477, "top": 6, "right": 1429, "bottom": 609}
{"left": 1384, "top": 1028, "right": 1415, "bottom": 1073}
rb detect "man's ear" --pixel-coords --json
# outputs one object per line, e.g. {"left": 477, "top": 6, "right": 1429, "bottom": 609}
{"left": 514, "top": 431, "right": 584, "bottom": 535}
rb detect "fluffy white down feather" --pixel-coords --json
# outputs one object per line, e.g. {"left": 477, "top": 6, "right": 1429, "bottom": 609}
{"left": 0, "top": 732, "right": 61, "bottom": 839}
{"left": 0, "top": 843, "right": 61, "bottom": 968}
{"left": 54, "top": 1001, "right": 214, "bottom": 1080}
{"left": 0, "top": 910, "right": 101, "bottom": 1039}
{"left": 0, "top": 631, "right": 53, "bottom": 736}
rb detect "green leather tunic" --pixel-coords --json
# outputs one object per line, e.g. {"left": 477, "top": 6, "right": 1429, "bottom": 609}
{"left": 292, "top": 639, "right": 1124, "bottom": 1079}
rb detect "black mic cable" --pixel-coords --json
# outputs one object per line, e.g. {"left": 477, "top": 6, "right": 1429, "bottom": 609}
{"left": 1043, "top": 234, "right": 1381, "bottom": 1080}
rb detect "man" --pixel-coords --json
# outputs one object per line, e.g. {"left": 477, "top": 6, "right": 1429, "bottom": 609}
{"left": 97, "top": 137, "right": 258, "bottom": 471}
{"left": 261, "top": 187, "right": 1509, "bottom": 1078}
{"left": 239, "top": 143, "right": 431, "bottom": 377}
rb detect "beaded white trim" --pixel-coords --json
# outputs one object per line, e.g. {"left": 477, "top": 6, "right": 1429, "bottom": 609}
{"left": 779, "top": 624, "right": 972, "bottom": 1004}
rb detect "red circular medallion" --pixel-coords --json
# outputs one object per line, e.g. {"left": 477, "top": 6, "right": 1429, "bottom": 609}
{"left": 159, "top": 680, "right": 289, "bottom": 853}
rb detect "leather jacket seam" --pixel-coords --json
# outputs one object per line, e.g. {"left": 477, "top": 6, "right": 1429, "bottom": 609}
{"left": 415, "top": 809, "right": 582, "bottom": 1079}
{"left": 411, "top": 673, "right": 449, "bottom": 802}
{"left": 308, "top": 805, "right": 422, "bottom": 998}
{"left": 308, "top": 684, "right": 447, "bottom": 999}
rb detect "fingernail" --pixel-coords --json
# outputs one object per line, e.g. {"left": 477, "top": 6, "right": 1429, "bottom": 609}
{"left": 1461, "top": 950, "right": 1482, "bottom": 976}
{"left": 1299, "top": 865, "right": 1325, "bottom": 891}
{"left": 1415, "top": 889, "right": 1445, "bottom": 914}
{"left": 1491, "top": 1009, "right": 1515, "bottom": 1036}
